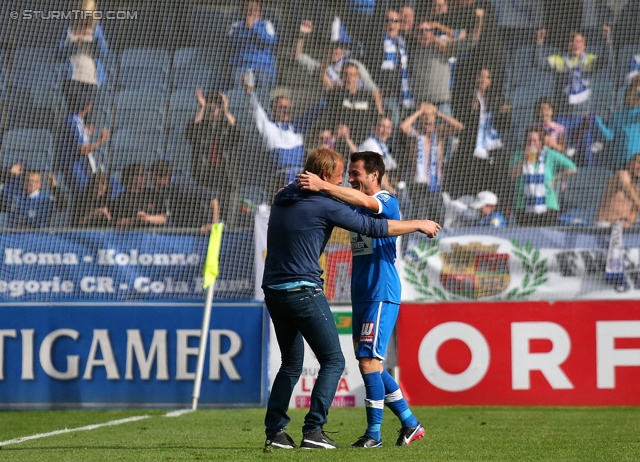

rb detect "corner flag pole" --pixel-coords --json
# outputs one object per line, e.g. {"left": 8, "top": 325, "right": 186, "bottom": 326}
{"left": 192, "top": 223, "right": 224, "bottom": 411}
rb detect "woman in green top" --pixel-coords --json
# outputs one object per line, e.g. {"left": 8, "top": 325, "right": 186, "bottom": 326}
{"left": 509, "top": 126, "right": 577, "bottom": 227}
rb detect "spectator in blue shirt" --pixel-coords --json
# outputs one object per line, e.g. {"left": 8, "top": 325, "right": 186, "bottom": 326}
{"left": 228, "top": 0, "right": 277, "bottom": 89}
{"left": 7, "top": 171, "right": 67, "bottom": 229}
{"left": 57, "top": 87, "right": 110, "bottom": 195}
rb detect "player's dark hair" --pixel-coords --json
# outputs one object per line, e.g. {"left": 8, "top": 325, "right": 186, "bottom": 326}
{"left": 350, "top": 151, "right": 385, "bottom": 184}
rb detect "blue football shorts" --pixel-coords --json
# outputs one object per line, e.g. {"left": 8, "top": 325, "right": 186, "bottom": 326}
{"left": 352, "top": 301, "right": 400, "bottom": 360}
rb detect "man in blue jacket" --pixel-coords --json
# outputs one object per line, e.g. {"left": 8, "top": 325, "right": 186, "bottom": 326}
{"left": 262, "top": 147, "right": 440, "bottom": 450}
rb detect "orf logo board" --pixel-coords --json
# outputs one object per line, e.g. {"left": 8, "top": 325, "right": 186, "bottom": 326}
{"left": 397, "top": 301, "right": 640, "bottom": 405}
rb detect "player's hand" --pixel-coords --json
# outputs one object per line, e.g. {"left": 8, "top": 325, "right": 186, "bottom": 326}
{"left": 296, "top": 171, "right": 326, "bottom": 192}
{"left": 418, "top": 220, "right": 442, "bottom": 238}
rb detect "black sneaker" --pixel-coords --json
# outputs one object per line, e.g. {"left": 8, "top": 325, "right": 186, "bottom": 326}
{"left": 300, "top": 429, "right": 340, "bottom": 449}
{"left": 351, "top": 435, "right": 383, "bottom": 448}
{"left": 396, "top": 423, "right": 425, "bottom": 446}
{"left": 265, "top": 431, "right": 297, "bottom": 449}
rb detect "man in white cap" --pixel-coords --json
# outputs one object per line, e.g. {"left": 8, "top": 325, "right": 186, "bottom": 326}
{"left": 470, "top": 190, "right": 505, "bottom": 227}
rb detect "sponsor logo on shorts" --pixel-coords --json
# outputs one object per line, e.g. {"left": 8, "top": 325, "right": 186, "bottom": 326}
{"left": 360, "top": 322, "right": 375, "bottom": 343}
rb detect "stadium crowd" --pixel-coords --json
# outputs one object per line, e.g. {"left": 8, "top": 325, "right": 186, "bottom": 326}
{"left": 1, "top": 0, "right": 640, "bottom": 230}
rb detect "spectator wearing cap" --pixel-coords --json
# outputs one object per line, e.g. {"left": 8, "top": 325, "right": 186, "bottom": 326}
{"left": 470, "top": 191, "right": 505, "bottom": 227}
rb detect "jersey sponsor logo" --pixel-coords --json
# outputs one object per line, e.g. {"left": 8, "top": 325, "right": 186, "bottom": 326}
{"left": 350, "top": 232, "right": 373, "bottom": 256}
{"left": 440, "top": 243, "right": 510, "bottom": 298}
{"left": 360, "top": 322, "right": 375, "bottom": 343}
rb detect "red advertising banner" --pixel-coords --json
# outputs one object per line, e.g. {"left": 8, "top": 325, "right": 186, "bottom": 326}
{"left": 397, "top": 301, "right": 640, "bottom": 405}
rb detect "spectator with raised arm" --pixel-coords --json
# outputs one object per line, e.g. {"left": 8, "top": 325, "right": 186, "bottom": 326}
{"left": 185, "top": 88, "right": 240, "bottom": 222}
{"left": 7, "top": 171, "right": 67, "bottom": 229}
{"left": 324, "top": 62, "right": 384, "bottom": 146}
{"left": 58, "top": 0, "right": 109, "bottom": 106}
{"left": 509, "top": 126, "right": 577, "bottom": 227}
{"left": 227, "top": 0, "right": 277, "bottom": 89}
{"left": 410, "top": 13, "right": 482, "bottom": 116}
{"left": 449, "top": 67, "right": 511, "bottom": 200}
{"left": 244, "top": 74, "right": 325, "bottom": 195}
{"left": 364, "top": 9, "right": 414, "bottom": 128}
{"left": 400, "top": 102, "right": 464, "bottom": 223}
{"left": 536, "top": 26, "right": 614, "bottom": 116}
{"left": 294, "top": 20, "right": 380, "bottom": 97}
{"left": 57, "top": 86, "right": 110, "bottom": 195}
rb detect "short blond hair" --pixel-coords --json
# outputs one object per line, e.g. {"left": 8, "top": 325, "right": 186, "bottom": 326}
{"left": 304, "top": 148, "right": 345, "bottom": 178}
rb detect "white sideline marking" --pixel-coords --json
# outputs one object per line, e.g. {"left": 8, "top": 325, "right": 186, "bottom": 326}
{"left": 164, "top": 409, "right": 194, "bottom": 418}
{"left": 0, "top": 415, "right": 149, "bottom": 447}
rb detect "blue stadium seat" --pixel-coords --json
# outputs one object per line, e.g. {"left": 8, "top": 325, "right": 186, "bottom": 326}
{"left": 10, "top": 47, "right": 61, "bottom": 90}
{"left": 558, "top": 167, "right": 612, "bottom": 226}
{"left": 1, "top": 128, "right": 53, "bottom": 171}
{"left": 5, "top": 88, "right": 62, "bottom": 131}
{"left": 0, "top": 3, "right": 15, "bottom": 47}
{"left": 119, "top": 48, "right": 170, "bottom": 91}
{"left": 168, "top": 89, "right": 198, "bottom": 129}
{"left": 504, "top": 44, "right": 558, "bottom": 99}
{"left": 100, "top": 4, "right": 172, "bottom": 52}
{"left": 14, "top": 0, "right": 68, "bottom": 46}
{"left": 110, "top": 128, "right": 165, "bottom": 174}
{"left": 165, "top": 127, "right": 193, "bottom": 176}
{"left": 186, "top": 6, "right": 229, "bottom": 52}
{"left": 172, "top": 48, "right": 224, "bottom": 92}
{"left": 114, "top": 89, "right": 167, "bottom": 133}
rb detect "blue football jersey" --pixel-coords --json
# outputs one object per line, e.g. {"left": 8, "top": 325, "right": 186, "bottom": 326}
{"left": 349, "top": 191, "right": 401, "bottom": 304}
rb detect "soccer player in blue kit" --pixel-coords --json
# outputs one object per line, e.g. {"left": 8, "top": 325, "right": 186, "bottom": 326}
{"left": 298, "top": 151, "right": 431, "bottom": 448}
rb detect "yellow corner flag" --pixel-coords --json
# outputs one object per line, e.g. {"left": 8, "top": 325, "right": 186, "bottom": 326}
{"left": 203, "top": 223, "right": 224, "bottom": 289}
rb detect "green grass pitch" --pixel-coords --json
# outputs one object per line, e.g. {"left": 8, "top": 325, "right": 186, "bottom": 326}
{"left": 1, "top": 406, "right": 639, "bottom": 461}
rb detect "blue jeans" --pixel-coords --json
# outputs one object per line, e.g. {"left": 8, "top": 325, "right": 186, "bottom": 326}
{"left": 263, "top": 286, "right": 345, "bottom": 435}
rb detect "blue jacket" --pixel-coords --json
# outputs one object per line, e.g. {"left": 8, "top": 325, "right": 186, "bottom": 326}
{"left": 228, "top": 19, "right": 276, "bottom": 74}
{"left": 262, "top": 182, "right": 389, "bottom": 288}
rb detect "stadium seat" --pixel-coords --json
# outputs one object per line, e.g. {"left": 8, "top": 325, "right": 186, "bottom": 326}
{"left": 504, "top": 45, "right": 558, "bottom": 100}
{"left": 557, "top": 167, "right": 612, "bottom": 226}
{"left": 1, "top": 128, "right": 53, "bottom": 171}
{"left": 186, "top": 6, "right": 229, "bottom": 52}
{"left": 168, "top": 89, "right": 198, "bottom": 130}
{"left": 114, "top": 88, "right": 167, "bottom": 133}
{"left": 110, "top": 127, "right": 165, "bottom": 174}
{"left": 10, "top": 47, "right": 61, "bottom": 90}
{"left": 165, "top": 127, "right": 193, "bottom": 176}
{"left": 0, "top": 3, "right": 15, "bottom": 48}
{"left": 0, "top": 49, "right": 6, "bottom": 101}
{"left": 100, "top": 4, "right": 173, "bottom": 53}
{"left": 5, "top": 88, "right": 61, "bottom": 131}
{"left": 172, "top": 48, "right": 225, "bottom": 92}
{"left": 14, "top": 0, "right": 68, "bottom": 46}
{"left": 119, "top": 48, "right": 170, "bottom": 91}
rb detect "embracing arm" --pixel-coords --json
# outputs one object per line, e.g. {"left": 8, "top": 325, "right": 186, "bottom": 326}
{"left": 387, "top": 219, "right": 441, "bottom": 238}
{"left": 297, "top": 171, "right": 380, "bottom": 212}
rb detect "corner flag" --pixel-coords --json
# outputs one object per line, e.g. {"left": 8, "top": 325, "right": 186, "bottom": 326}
{"left": 203, "top": 223, "right": 224, "bottom": 289}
